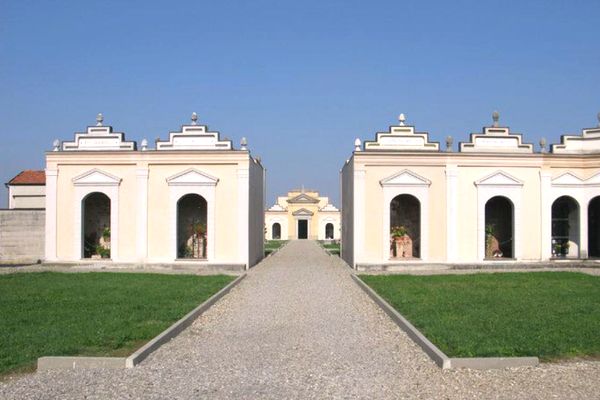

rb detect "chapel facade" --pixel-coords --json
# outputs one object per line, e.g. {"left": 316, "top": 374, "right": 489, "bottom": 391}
{"left": 45, "top": 113, "right": 265, "bottom": 269}
{"left": 341, "top": 112, "right": 600, "bottom": 269}
{"left": 265, "top": 190, "right": 340, "bottom": 241}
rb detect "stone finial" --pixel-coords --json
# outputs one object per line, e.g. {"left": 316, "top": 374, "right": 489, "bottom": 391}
{"left": 597, "top": 111, "right": 600, "bottom": 127}
{"left": 354, "top": 138, "right": 362, "bottom": 152}
{"left": 539, "top": 137, "right": 547, "bottom": 153}
{"left": 191, "top": 112, "right": 198, "bottom": 125}
{"left": 445, "top": 136, "right": 453, "bottom": 152}
{"left": 96, "top": 113, "right": 104, "bottom": 126}
{"left": 492, "top": 111, "right": 500, "bottom": 127}
{"left": 240, "top": 137, "right": 248, "bottom": 150}
{"left": 53, "top": 139, "right": 60, "bottom": 151}
{"left": 255, "top": 156, "right": 261, "bottom": 163}
{"left": 398, "top": 113, "right": 406, "bottom": 126}
{"left": 141, "top": 138, "right": 148, "bottom": 151}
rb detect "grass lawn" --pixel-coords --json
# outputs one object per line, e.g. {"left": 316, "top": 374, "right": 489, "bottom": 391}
{"left": 319, "top": 241, "right": 340, "bottom": 255}
{"left": 0, "top": 272, "right": 235, "bottom": 376}
{"left": 265, "top": 240, "right": 287, "bottom": 256}
{"left": 360, "top": 272, "right": 600, "bottom": 361}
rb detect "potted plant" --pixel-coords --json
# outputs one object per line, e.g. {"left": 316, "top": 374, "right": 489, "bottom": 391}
{"left": 390, "top": 226, "right": 411, "bottom": 258}
{"left": 485, "top": 224, "right": 499, "bottom": 259}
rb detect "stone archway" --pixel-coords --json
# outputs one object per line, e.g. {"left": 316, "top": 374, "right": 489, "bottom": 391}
{"left": 272, "top": 222, "right": 281, "bottom": 240}
{"left": 82, "top": 192, "right": 111, "bottom": 259}
{"left": 177, "top": 194, "right": 208, "bottom": 259}
{"left": 484, "top": 196, "right": 513, "bottom": 259}
{"left": 390, "top": 194, "right": 420, "bottom": 258}
{"left": 325, "top": 223, "right": 334, "bottom": 240}
{"left": 551, "top": 196, "right": 580, "bottom": 258}
{"left": 589, "top": 196, "right": 600, "bottom": 258}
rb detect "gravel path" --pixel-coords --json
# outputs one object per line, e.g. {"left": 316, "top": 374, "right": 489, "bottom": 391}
{"left": 1, "top": 240, "right": 599, "bottom": 399}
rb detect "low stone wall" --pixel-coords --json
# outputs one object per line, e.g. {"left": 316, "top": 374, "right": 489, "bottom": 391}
{"left": 0, "top": 209, "right": 45, "bottom": 263}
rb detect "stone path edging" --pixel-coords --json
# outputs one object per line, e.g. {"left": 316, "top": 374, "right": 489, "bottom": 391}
{"left": 351, "top": 274, "right": 539, "bottom": 370}
{"left": 37, "top": 274, "right": 246, "bottom": 371}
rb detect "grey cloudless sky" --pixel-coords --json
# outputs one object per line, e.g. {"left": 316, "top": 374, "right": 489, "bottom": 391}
{"left": 1, "top": 0, "right": 599, "bottom": 208}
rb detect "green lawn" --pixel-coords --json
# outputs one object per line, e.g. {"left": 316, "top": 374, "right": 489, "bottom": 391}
{"left": 0, "top": 272, "right": 235, "bottom": 375}
{"left": 360, "top": 272, "right": 600, "bottom": 361}
{"left": 319, "top": 241, "right": 340, "bottom": 255}
{"left": 265, "top": 240, "right": 287, "bottom": 255}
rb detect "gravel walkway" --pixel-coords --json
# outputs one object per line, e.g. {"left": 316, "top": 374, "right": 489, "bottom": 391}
{"left": 1, "top": 240, "right": 599, "bottom": 399}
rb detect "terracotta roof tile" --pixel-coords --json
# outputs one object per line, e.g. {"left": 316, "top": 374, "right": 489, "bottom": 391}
{"left": 8, "top": 170, "right": 46, "bottom": 185}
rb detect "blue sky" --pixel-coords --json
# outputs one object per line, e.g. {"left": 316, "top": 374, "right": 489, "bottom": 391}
{"left": 1, "top": 0, "right": 599, "bottom": 208}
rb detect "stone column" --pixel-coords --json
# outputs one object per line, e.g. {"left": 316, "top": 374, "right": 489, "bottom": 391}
{"left": 45, "top": 169, "right": 58, "bottom": 261}
{"left": 237, "top": 169, "right": 249, "bottom": 269}
{"left": 354, "top": 169, "right": 366, "bottom": 268}
{"left": 540, "top": 171, "right": 552, "bottom": 260}
{"left": 445, "top": 165, "right": 458, "bottom": 262}
{"left": 136, "top": 168, "right": 149, "bottom": 262}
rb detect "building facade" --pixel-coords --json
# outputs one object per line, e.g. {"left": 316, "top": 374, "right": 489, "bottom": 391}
{"left": 5, "top": 170, "right": 46, "bottom": 209}
{"left": 45, "top": 113, "right": 265, "bottom": 269}
{"left": 341, "top": 112, "right": 600, "bottom": 268}
{"left": 265, "top": 190, "right": 340, "bottom": 241}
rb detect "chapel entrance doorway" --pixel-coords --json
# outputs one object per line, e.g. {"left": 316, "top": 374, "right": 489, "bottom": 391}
{"left": 298, "top": 219, "right": 308, "bottom": 239}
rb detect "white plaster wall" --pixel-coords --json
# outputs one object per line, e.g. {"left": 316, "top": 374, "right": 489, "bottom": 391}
{"left": 248, "top": 158, "right": 265, "bottom": 268}
{"left": 340, "top": 159, "right": 354, "bottom": 267}
{"left": 8, "top": 185, "right": 45, "bottom": 209}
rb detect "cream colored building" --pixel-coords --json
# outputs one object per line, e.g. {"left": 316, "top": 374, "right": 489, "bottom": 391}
{"left": 45, "top": 113, "right": 265, "bottom": 269}
{"left": 265, "top": 190, "right": 340, "bottom": 240}
{"left": 5, "top": 170, "right": 46, "bottom": 209}
{"left": 341, "top": 112, "right": 600, "bottom": 268}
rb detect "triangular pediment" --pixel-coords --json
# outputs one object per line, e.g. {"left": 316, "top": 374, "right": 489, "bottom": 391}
{"left": 585, "top": 172, "right": 600, "bottom": 185}
{"left": 552, "top": 172, "right": 584, "bottom": 185}
{"left": 292, "top": 208, "right": 314, "bottom": 216}
{"left": 475, "top": 171, "right": 523, "bottom": 186}
{"left": 380, "top": 170, "right": 431, "bottom": 187}
{"left": 72, "top": 169, "right": 121, "bottom": 186}
{"left": 166, "top": 168, "right": 219, "bottom": 186}
{"left": 287, "top": 193, "right": 320, "bottom": 204}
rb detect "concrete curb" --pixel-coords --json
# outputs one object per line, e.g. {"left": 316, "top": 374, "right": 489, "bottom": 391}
{"left": 37, "top": 274, "right": 246, "bottom": 371}
{"left": 351, "top": 274, "right": 539, "bottom": 370}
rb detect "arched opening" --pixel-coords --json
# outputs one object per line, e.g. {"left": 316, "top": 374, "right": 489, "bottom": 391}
{"left": 485, "top": 196, "right": 513, "bottom": 259}
{"left": 589, "top": 196, "right": 600, "bottom": 258}
{"left": 82, "top": 192, "right": 111, "bottom": 259}
{"left": 177, "top": 194, "right": 208, "bottom": 259}
{"left": 390, "top": 194, "right": 420, "bottom": 258}
{"left": 551, "top": 196, "right": 580, "bottom": 258}
{"left": 325, "top": 223, "right": 334, "bottom": 239}
{"left": 272, "top": 223, "right": 281, "bottom": 240}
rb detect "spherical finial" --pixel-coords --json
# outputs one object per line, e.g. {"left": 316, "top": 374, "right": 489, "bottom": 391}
{"left": 539, "top": 137, "right": 547, "bottom": 153}
{"left": 191, "top": 112, "right": 198, "bottom": 125}
{"left": 53, "top": 139, "right": 60, "bottom": 151}
{"left": 445, "top": 135, "right": 453, "bottom": 152}
{"left": 492, "top": 111, "right": 500, "bottom": 127}
{"left": 96, "top": 113, "right": 104, "bottom": 126}
{"left": 354, "top": 138, "right": 362, "bottom": 152}
{"left": 141, "top": 138, "right": 148, "bottom": 151}
{"left": 398, "top": 113, "right": 406, "bottom": 126}
{"left": 240, "top": 137, "right": 248, "bottom": 150}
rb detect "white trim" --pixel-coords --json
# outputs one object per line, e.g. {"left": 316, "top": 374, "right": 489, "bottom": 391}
{"left": 381, "top": 169, "right": 430, "bottom": 262}
{"left": 540, "top": 171, "right": 552, "bottom": 260}
{"left": 74, "top": 183, "right": 120, "bottom": 261}
{"left": 445, "top": 166, "right": 458, "bottom": 262}
{"left": 168, "top": 169, "right": 217, "bottom": 262}
{"left": 136, "top": 169, "right": 149, "bottom": 262}
{"left": 45, "top": 169, "right": 58, "bottom": 261}
{"left": 166, "top": 168, "right": 219, "bottom": 186}
{"left": 265, "top": 215, "right": 288, "bottom": 240}
{"left": 237, "top": 169, "right": 249, "bottom": 268}
{"left": 476, "top": 171, "right": 522, "bottom": 261}
{"left": 354, "top": 170, "right": 366, "bottom": 264}
{"left": 72, "top": 169, "right": 122, "bottom": 186}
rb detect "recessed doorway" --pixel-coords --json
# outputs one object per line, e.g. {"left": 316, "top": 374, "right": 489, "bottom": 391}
{"left": 298, "top": 219, "right": 308, "bottom": 239}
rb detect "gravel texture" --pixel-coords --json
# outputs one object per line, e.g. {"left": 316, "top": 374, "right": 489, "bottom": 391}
{"left": 1, "top": 240, "right": 599, "bottom": 399}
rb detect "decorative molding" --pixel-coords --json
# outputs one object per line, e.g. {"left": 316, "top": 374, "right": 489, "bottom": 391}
{"left": 364, "top": 125, "right": 439, "bottom": 152}
{"left": 72, "top": 169, "right": 122, "bottom": 187}
{"left": 62, "top": 126, "right": 136, "bottom": 151}
{"left": 287, "top": 193, "right": 320, "bottom": 204}
{"left": 292, "top": 208, "right": 314, "bottom": 217}
{"left": 551, "top": 126, "right": 600, "bottom": 154}
{"left": 460, "top": 126, "right": 533, "bottom": 154}
{"left": 156, "top": 124, "right": 232, "bottom": 151}
{"left": 380, "top": 169, "right": 432, "bottom": 187}
{"left": 166, "top": 168, "right": 219, "bottom": 186}
{"left": 475, "top": 171, "right": 524, "bottom": 187}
